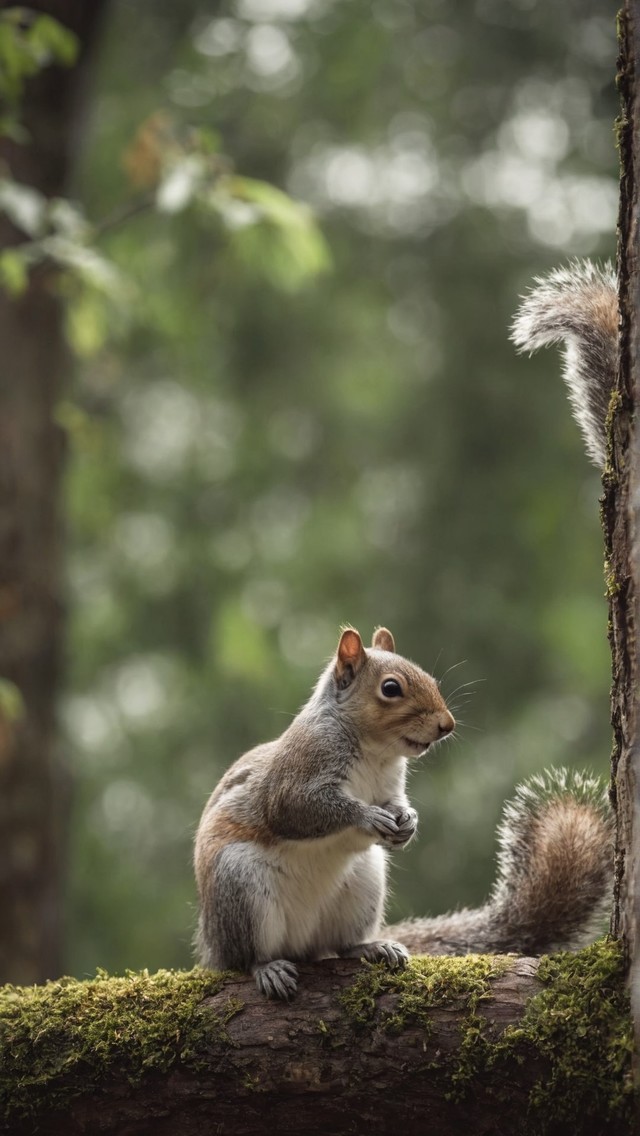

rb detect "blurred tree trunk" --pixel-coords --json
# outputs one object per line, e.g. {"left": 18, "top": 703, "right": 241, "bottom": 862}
{"left": 0, "top": 1, "right": 109, "bottom": 984}
{"left": 607, "top": 0, "right": 640, "bottom": 1050}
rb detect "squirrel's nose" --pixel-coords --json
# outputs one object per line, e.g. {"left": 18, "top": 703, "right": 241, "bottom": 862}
{"left": 438, "top": 711, "right": 455, "bottom": 737}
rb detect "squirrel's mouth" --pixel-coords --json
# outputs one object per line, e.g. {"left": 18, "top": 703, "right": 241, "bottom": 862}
{"left": 402, "top": 737, "right": 431, "bottom": 755}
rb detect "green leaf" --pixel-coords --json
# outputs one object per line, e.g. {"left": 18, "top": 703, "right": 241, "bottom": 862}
{"left": 0, "top": 12, "right": 79, "bottom": 134}
{"left": 0, "top": 679, "right": 24, "bottom": 723}
{"left": 211, "top": 175, "right": 331, "bottom": 288}
{"left": 0, "top": 248, "right": 28, "bottom": 295}
{"left": 0, "top": 22, "right": 22, "bottom": 83}
{"left": 26, "top": 14, "right": 79, "bottom": 68}
{"left": 65, "top": 288, "right": 111, "bottom": 358}
{"left": 232, "top": 175, "right": 316, "bottom": 228}
{"left": 41, "top": 236, "right": 127, "bottom": 297}
{"left": 0, "top": 21, "right": 37, "bottom": 104}
{"left": 231, "top": 219, "right": 331, "bottom": 290}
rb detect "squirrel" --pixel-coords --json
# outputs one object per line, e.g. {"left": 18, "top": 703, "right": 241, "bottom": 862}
{"left": 195, "top": 624, "right": 613, "bottom": 998}
{"left": 510, "top": 259, "right": 617, "bottom": 470}
{"left": 194, "top": 626, "right": 455, "bottom": 999}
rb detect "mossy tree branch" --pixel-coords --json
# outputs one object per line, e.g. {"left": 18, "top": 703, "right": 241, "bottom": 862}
{"left": 0, "top": 942, "right": 632, "bottom": 1136}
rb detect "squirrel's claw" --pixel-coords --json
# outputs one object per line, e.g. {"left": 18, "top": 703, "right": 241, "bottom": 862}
{"left": 382, "top": 804, "right": 418, "bottom": 846}
{"left": 253, "top": 959, "right": 299, "bottom": 1001}
{"left": 343, "top": 939, "right": 409, "bottom": 970}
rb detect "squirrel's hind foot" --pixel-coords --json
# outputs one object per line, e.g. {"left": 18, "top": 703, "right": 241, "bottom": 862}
{"left": 253, "top": 959, "right": 299, "bottom": 1000}
{"left": 341, "top": 939, "right": 409, "bottom": 969}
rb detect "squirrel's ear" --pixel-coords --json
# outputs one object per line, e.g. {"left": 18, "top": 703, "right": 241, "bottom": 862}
{"left": 335, "top": 628, "right": 366, "bottom": 690}
{"left": 371, "top": 627, "right": 395, "bottom": 653}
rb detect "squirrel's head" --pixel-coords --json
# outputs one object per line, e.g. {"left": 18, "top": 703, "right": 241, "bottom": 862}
{"left": 332, "top": 626, "right": 455, "bottom": 759}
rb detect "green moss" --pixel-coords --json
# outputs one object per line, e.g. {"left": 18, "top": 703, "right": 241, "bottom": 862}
{"left": 0, "top": 942, "right": 632, "bottom": 1131}
{"left": 605, "top": 558, "right": 621, "bottom": 597}
{"left": 0, "top": 966, "right": 240, "bottom": 1122}
{"left": 602, "top": 389, "right": 624, "bottom": 487}
{"left": 606, "top": 388, "right": 623, "bottom": 431}
{"left": 339, "top": 952, "right": 507, "bottom": 1032}
{"left": 506, "top": 940, "right": 633, "bottom": 1123}
{"left": 338, "top": 939, "right": 633, "bottom": 1132}
{"left": 448, "top": 940, "right": 633, "bottom": 1125}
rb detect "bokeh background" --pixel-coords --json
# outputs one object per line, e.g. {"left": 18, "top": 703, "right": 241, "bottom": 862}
{"left": 33, "top": 0, "right": 617, "bottom": 976}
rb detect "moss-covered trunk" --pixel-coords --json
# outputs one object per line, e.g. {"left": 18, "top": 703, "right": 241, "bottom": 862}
{"left": 0, "top": 944, "right": 632, "bottom": 1136}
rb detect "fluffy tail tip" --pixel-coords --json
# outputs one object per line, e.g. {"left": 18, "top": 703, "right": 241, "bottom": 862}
{"left": 494, "top": 767, "right": 613, "bottom": 952}
{"left": 510, "top": 259, "right": 616, "bottom": 353}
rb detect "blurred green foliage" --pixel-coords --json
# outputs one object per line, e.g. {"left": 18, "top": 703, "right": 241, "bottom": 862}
{"left": 0, "top": 7, "right": 78, "bottom": 139}
{"left": 40, "top": 0, "right": 617, "bottom": 975}
{"left": 0, "top": 115, "right": 329, "bottom": 298}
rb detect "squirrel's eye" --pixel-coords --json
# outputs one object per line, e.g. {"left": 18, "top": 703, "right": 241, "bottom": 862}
{"left": 381, "top": 678, "right": 403, "bottom": 698}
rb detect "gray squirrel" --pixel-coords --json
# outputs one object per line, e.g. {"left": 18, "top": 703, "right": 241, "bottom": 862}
{"left": 195, "top": 644, "right": 612, "bottom": 998}
{"left": 194, "top": 627, "right": 455, "bottom": 999}
{"left": 194, "top": 262, "right": 616, "bottom": 998}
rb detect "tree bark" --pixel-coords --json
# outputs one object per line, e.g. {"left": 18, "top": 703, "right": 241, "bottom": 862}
{"left": 0, "top": 948, "right": 632, "bottom": 1136}
{"left": 608, "top": 0, "right": 640, "bottom": 1044}
{"left": 0, "top": 0, "right": 109, "bottom": 984}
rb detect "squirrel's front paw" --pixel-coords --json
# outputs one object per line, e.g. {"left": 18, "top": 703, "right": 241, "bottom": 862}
{"left": 366, "top": 804, "right": 417, "bottom": 847}
{"left": 364, "top": 805, "right": 403, "bottom": 845}
{"left": 382, "top": 803, "right": 418, "bottom": 847}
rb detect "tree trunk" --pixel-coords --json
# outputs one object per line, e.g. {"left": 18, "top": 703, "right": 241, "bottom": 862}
{"left": 608, "top": 0, "right": 640, "bottom": 1043}
{"left": 0, "top": 945, "right": 632, "bottom": 1136}
{"left": 0, "top": 0, "right": 109, "bottom": 985}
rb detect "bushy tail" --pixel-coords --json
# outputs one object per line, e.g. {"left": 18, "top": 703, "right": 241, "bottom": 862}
{"left": 510, "top": 261, "right": 618, "bottom": 469}
{"left": 387, "top": 768, "right": 613, "bottom": 956}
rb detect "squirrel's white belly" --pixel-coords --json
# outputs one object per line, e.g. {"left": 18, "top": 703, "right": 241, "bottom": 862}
{"left": 343, "top": 754, "right": 407, "bottom": 808}
{"left": 255, "top": 836, "right": 385, "bottom": 960}
{"left": 252, "top": 757, "right": 405, "bottom": 960}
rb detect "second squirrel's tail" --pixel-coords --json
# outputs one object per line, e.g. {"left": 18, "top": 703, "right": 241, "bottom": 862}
{"left": 387, "top": 768, "right": 613, "bottom": 956}
{"left": 510, "top": 261, "right": 618, "bottom": 469}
